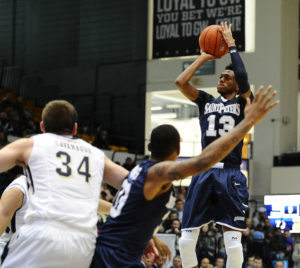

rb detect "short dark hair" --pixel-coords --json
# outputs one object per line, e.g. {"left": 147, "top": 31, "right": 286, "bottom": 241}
{"left": 225, "top": 63, "right": 234, "bottom": 71}
{"left": 148, "top": 124, "right": 180, "bottom": 160}
{"left": 42, "top": 100, "right": 77, "bottom": 134}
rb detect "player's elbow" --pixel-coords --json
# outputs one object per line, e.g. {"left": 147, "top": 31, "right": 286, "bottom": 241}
{"left": 175, "top": 78, "right": 182, "bottom": 88}
{"left": 175, "top": 78, "right": 187, "bottom": 90}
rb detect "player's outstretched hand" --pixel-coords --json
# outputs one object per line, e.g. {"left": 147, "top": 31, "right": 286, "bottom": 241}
{"left": 244, "top": 85, "right": 279, "bottom": 125}
{"left": 221, "top": 21, "right": 236, "bottom": 47}
{"left": 144, "top": 238, "right": 159, "bottom": 257}
{"left": 152, "top": 236, "right": 172, "bottom": 262}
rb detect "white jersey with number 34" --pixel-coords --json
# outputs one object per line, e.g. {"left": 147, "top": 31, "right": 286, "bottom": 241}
{"left": 25, "top": 133, "right": 105, "bottom": 235}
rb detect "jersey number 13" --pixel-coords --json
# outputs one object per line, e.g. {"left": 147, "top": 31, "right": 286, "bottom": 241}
{"left": 206, "top": 114, "right": 235, "bottom": 137}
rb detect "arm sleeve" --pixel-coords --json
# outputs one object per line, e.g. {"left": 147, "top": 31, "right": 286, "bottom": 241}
{"left": 229, "top": 46, "right": 250, "bottom": 94}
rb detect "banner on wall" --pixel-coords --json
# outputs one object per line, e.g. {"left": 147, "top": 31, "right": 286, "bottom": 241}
{"left": 153, "top": 0, "right": 245, "bottom": 59}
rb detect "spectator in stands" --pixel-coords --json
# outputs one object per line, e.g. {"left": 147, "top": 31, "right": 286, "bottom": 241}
{"left": 282, "top": 229, "right": 293, "bottom": 264}
{"left": 14, "top": 96, "right": 24, "bottom": 116}
{"left": 173, "top": 199, "right": 184, "bottom": 222}
{"left": 292, "top": 241, "right": 300, "bottom": 268}
{"left": 269, "top": 228, "right": 286, "bottom": 262}
{"left": 9, "top": 112, "right": 23, "bottom": 137}
{"left": 160, "top": 211, "right": 178, "bottom": 232}
{"left": 207, "top": 224, "right": 225, "bottom": 259}
{"left": 216, "top": 232, "right": 226, "bottom": 260}
{"left": 93, "top": 127, "right": 110, "bottom": 150}
{"left": 0, "top": 112, "right": 11, "bottom": 133}
{"left": 196, "top": 224, "right": 217, "bottom": 264}
{"left": 26, "top": 119, "right": 39, "bottom": 134}
{"left": 165, "top": 219, "right": 181, "bottom": 235}
{"left": 0, "top": 92, "right": 14, "bottom": 112}
{"left": 141, "top": 253, "right": 155, "bottom": 268}
{"left": 252, "top": 207, "right": 267, "bottom": 228}
{"left": 200, "top": 257, "right": 210, "bottom": 268}
{"left": 176, "top": 192, "right": 186, "bottom": 202}
{"left": 275, "top": 260, "right": 284, "bottom": 268}
{"left": 242, "top": 226, "right": 254, "bottom": 263}
{"left": 263, "top": 218, "right": 274, "bottom": 234}
{"left": 122, "top": 157, "right": 135, "bottom": 171}
{"left": 209, "top": 224, "right": 223, "bottom": 246}
{"left": 214, "top": 257, "right": 224, "bottom": 268}
{"left": 245, "top": 255, "right": 255, "bottom": 268}
{"left": 253, "top": 256, "right": 263, "bottom": 268}
{"left": 165, "top": 218, "right": 181, "bottom": 254}
{"left": 252, "top": 224, "right": 265, "bottom": 259}
{"left": 169, "top": 255, "right": 182, "bottom": 268}
{"left": 23, "top": 108, "right": 34, "bottom": 121}
{"left": 246, "top": 217, "right": 255, "bottom": 233}
{"left": 152, "top": 254, "right": 166, "bottom": 268}
{"left": 175, "top": 187, "right": 186, "bottom": 201}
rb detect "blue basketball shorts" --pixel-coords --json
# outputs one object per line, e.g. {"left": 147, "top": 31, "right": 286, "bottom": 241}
{"left": 90, "top": 243, "right": 145, "bottom": 268}
{"left": 181, "top": 167, "right": 249, "bottom": 231}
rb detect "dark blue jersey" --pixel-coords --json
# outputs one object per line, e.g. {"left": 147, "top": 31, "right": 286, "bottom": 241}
{"left": 97, "top": 160, "right": 172, "bottom": 259}
{"left": 194, "top": 90, "right": 248, "bottom": 165}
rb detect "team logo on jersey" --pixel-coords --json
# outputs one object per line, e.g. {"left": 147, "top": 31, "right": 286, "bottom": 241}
{"left": 204, "top": 103, "right": 240, "bottom": 116}
{"left": 234, "top": 216, "right": 245, "bottom": 221}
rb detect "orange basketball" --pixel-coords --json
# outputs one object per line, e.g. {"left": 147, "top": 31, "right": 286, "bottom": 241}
{"left": 199, "top": 25, "right": 229, "bottom": 58}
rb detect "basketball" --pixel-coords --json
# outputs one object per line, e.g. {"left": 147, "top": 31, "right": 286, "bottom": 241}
{"left": 199, "top": 25, "right": 229, "bottom": 58}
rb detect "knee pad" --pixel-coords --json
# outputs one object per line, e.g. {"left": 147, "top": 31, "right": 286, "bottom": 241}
{"left": 224, "top": 231, "right": 243, "bottom": 268}
{"left": 179, "top": 229, "right": 199, "bottom": 268}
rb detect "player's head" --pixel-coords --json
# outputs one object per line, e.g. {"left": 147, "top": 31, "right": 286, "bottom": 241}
{"left": 41, "top": 100, "right": 78, "bottom": 135}
{"left": 148, "top": 124, "right": 180, "bottom": 161}
{"left": 217, "top": 63, "right": 238, "bottom": 97}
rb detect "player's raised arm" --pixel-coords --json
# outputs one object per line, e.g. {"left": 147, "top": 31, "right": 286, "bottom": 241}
{"left": 221, "top": 22, "right": 251, "bottom": 99}
{"left": 146, "top": 85, "right": 279, "bottom": 199}
{"left": 175, "top": 53, "right": 215, "bottom": 101}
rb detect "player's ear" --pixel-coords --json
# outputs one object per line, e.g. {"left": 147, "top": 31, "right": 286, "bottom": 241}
{"left": 148, "top": 143, "right": 152, "bottom": 152}
{"left": 40, "top": 121, "right": 45, "bottom": 133}
{"left": 72, "top": 123, "right": 78, "bottom": 136}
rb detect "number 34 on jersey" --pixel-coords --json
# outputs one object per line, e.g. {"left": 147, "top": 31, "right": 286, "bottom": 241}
{"left": 55, "top": 151, "right": 92, "bottom": 183}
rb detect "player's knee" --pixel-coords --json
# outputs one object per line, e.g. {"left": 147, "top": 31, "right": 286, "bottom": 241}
{"left": 224, "top": 231, "right": 243, "bottom": 268}
{"left": 179, "top": 230, "right": 199, "bottom": 268}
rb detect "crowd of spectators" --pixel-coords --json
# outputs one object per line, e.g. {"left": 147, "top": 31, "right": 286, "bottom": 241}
{"left": 0, "top": 92, "right": 40, "bottom": 195}
{"left": 99, "top": 181, "right": 300, "bottom": 268}
{"left": 0, "top": 93, "right": 39, "bottom": 138}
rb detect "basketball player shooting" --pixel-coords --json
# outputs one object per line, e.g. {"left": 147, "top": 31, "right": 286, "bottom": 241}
{"left": 175, "top": 22, "right": 253, "bottom": 268}
{"left": 90, "top": 84, "right": 278, "bottom": 268}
